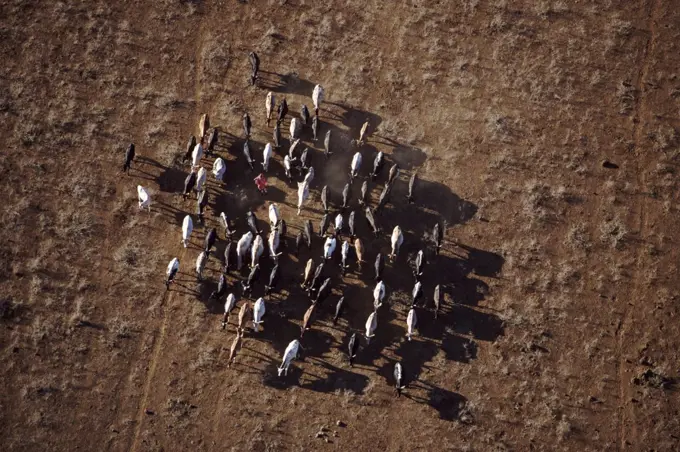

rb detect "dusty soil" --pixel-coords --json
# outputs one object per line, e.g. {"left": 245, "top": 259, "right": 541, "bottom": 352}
{"left": 1, "top": 0, "right": 679, "bottom": 450}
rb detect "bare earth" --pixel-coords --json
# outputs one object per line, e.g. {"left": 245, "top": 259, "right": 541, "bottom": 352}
{"left": 1, "top": 1, "right": 679, "bottom": 450}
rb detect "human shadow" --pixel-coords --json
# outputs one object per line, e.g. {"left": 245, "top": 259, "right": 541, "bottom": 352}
{"left": 258, "top": 72, "right": 316, "bottom": 97}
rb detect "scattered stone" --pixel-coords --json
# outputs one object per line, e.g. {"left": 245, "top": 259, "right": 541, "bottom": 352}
{"left": 602, "top": 160, "right": 619, "bottom": 169}
{"left": 315, "top": 432, "right": 324, "bottom": 439}
{"left": 336, "top": 420, "right": 346, "bottom": 427}
{"left": 639, "top": 356, "right": 654, "bottom": 366}
{"left": 145, "top": 409, "right": 154, "bottom": 415}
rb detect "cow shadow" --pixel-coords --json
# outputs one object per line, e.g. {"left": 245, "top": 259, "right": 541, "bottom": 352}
{"left": 258, "top": 71, "right": 316, "bottom": 97}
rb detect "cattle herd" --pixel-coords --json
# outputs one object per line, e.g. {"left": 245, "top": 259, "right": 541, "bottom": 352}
{"left": 124, "top": 54, "right": 446, "bottom": 397}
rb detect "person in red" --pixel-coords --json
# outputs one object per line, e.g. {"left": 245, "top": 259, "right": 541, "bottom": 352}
{"left": 254, "top": 173, "right": 268, "bottom": 195}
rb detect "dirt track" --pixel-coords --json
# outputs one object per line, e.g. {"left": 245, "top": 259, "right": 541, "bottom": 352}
{"left": 1, "top": 1, "right": 679, "bottom": 450}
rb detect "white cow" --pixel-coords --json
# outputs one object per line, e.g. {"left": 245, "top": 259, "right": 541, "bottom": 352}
{"left": 251, "top": 234, "right": 264, "bottom": 268}
{"left": 236, "top": 231, "right": 254, "bottom": 270}
{"left": 350, "top": 152, "right": 362, "bottom": 179}
{"left": 191, "top": 143, "right": 203, "bottom": 168}
{"left": 365, "top": 311, "right": 377, "bottom": 344}
{"left": 268, "top": 203, "right": 280, "bottom": 228}
{"left": 252, "top": 298, "right": 266, "bottom": 332}
{"left": 196, "top": 251, "right": 208, "bottom": 280}
{"left": 323, "top": 236, "right": 337, "bottom": 260}
{"left": 406, "top": 308, "right": 417, "bottom": 341}
{"left": 265, "top": 92, "right": 275, "bottom": 126}
{"left": 181, "top": 215, "right": 193, "bottom": 248}
{"left": 304, "top": 166, "right": 315, "bottom": 186}
{"left": 262, "top": 143, "right": 272, "bottom": 172}
{"left": 390, "top": 226, "right": 404, "bottom": 260}
{"left": 195, "top": 167, "right": 207, "bottom": 196}
{"left": 312, "top": 84, "right": 324, "bottom": 113}
{"left": 278, "top": 339, "right": 301, "bottom": 377}
{"left": 137, "top": 185, "right": 150, "bottom": 211}
{"left": 165, "top": 258, "right": 179, "bottom": 288}
{"left": 373, "top": 280, "right": 385, "bottom": 309}
{"left": 297, "top": 181, "right": 310, "bottom": 215}
{"left": 268, "top": 229, "right": 281, "bottom": 259}
{"left": 289, "top": 117, "right": 300, "bottom": 139}
{"left": 334, "top": 213, "right": 343, "bottom": 235}
{"left": 213, "top": 158, "right": 226, "bottom": 181}
{"left": 221, "top": 293, "right": 237, "bottom": 329}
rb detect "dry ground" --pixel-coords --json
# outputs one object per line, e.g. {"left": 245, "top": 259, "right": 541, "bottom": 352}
{"left": 1, "top": 0, "right": 679, "bottom": 450}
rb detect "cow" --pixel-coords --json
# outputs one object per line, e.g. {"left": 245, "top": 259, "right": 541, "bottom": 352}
{"left": 314, "top": 277, "right": 331, "bottom": 305}
{"left": 433, "top": 284, "right": 442, "bottom": 319}
{"left": 196, "top": 251, "right": 208, "bottom": 281}
{"left": 243, "top": 112, "right": 252, "bottom": 139}
{"left": 210, "top": 273, "right": 227, "bottom": 300}
{"left": 370, "top": 151, "right": 384, "bottom": 181}
{"left": 432, "top": 222, "right": 443, "bottom": 255}
{"left": 181, "top": 215, "right": 193, "bottom": 248}
{"left": 376, "top": 183, "right": 392, "bottom": 213}
{"left": 394, "top": 362, "right": 406, "bottom": 397}
{"left": 265, "top": 92, "right": 275, "bottom": 126}
{"left": 312, "top": 84, "right": 324, "bottom": 115}
{"left": 323, "top": 130, "right": 332, "bottom": 159}
{"left": 312, "top": 114, "right": 319, "bottom": 141}
{"left": 243, "top": 140, "right": 255, "bottom": 171}
{"left": 365, "top": 207, "right": 380, "bottom": 236}
{"left": 323, "top": 236, "right": 337, "bottom": 260}
{"left": 350, "top": 152, "right": 362, "bottom": 181}
{"left": 348, "top": 211, "right": 356, "bottom": 239}
{"left": 204, "top": 227, "right": 217, "bottom": 253}
{"left": 414, "top": 250, "right": 424, "bottom": 279}
{"left": 246, "top": 209, "right": 261, "bottom": 235}
{"left": 195, "top": 167, "right": 207, "bottom": 195}
{"left": 297, "top": 180, "right": 310, "bottom": 215}
{"left": 241, "top": 264, "right": 259, "bottom": 296}
{"left": 295, "top": 231, "right": 303, "bottom": 255}
{"left": 340, "top": 240, "right": 350, "bottom": 275}
{"left": 165, "top": 258, "right": 179, "bottom": 289}
{"left": 406, "top": 308, "right": 417, "bottom": 341}
{"left": 334, "top": 213, "right": 343, "bottom": 237}
{"left": 273, "top": 122, "right": 281, "bottom": 149}
{"left": 308, "top": 262, "right": 325, "bottom": 295}
{"left": 301, "top": 105, "right": 310, "bottom": 125}
{"left": 406, "top": 172, "right": 417, "bottom": 204}
{"left": 268, "top": 229, "right": 281, "bottom": 261}
{"left": 252, "top": 297, "right": 265, "bottom": 332}
{"left": 288, "top": 138, "right": 301, "bottom": 162}
{"left": 207, "top": 128, "right": 218, "bottom": 154}
{"left": 183, "top": 136, "right": 196, "bottom": 163}
{"left": 250, "top": 234, "right": 264, "bottom": 269}
{"left": 365, "top": 311, "right": 377, "bottom": 344}
{"left": 236, "top": 231, "right": 254, "bottom": 270}
{"left": 389, "top": 226, "right": 404, "bottom": 260}
{"left": 223, "top": 241, "right": 233, "bottom": 274}
{"left": 387, "top": 163, "right": 400, "bottom": 186}
{"left": 221, "top": 293, "right": 236, "bottom": 330}
{"left": 227, "top": 330, "right": 243, "bottom": 367}
{"left": 303, "top": 166, "right": 315, "bottom": 186}
{"left": 283, "top": 155, "right": 293, "bottom": 183}
{"left": 123, "top": 143, "right": 135, "bottom": 173}
{"left": 300, "top": 147, "right": 311, "bottom": 170}
{"left": 278, "top": 339, "right": 301, "bottom": 377}
{"left": 300, "top": 303, "right": 316, "bottom": 338}
{"left": 289, "top": 117, "right": 300, "bottom": 140}
{"left": 333, "top": 296, "right": 345, "bottom": 325}
{"left": 220, "top": 212, "right": 234, "bottom": 240}
{"left": 213, "top": 157, "right": 226, "bottom": 182}
{"left": 348, "top": 332, "right": 359, "bottom": 366}
{"left": 342, "top": 183, "right": 351, "bottom": 209}
{"left": 262, "top": 143, "right": 272, "bottom": 171}
{"left": 354, "top": 238, "right": 365, "bottom": 270}
{"left": 197, "top": 189, "right": 208, "bottom": 224}
{"left": 358, "top": 180, "right": 369, "bottom": 207}
{"left": 301, "top": 258, "right": 314, "bottom": 288}
{"left": 198, "top": 113, "right": 210, "bottom": 141}
{"left": 277, "top": 98, "right": 288, "bottom": 125}
{"left": 321, "top": 185, "right": 330, "bottom": 213}
{"left": 249, "top": 51, "right": 260, "bottom": 85}
{"left": 374, "top": 253, "right": 384, "bottom": 281}
{"left": 412, "top": 281, "right": 423, "bottom": 306}
{"left": 373, "top": 280, "right": 385, "bottom": 310}
{"left": 183, "top": 172, "right": 196, "bottom": 200}
{"left": 237, "top": 302, "right": 251, "bottom": 334}
{"left": 137, "top": 185, "right": 150, "bottom": 211}
{"left": 304, "top": 220, "right": 313, "bottom": 249}
{"left": 358, "top": 121, "right": 369, "bottom": 145}
{"left": 268, "top": 203, "right": 280, "bottom": 228}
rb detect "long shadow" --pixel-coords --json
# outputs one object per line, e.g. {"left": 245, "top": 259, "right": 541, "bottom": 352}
{"left": 258, "top": 71, "right": 316, "bottom": 96}
{"left": 301, "top": 358, "right": 370, "bottom": 394}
